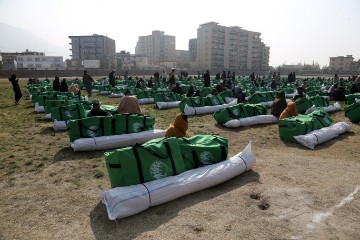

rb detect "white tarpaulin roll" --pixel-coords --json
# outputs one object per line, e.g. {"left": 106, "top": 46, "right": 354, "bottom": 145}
{"left": 224, "top": 97, "right": 237, "bottom": 103}
{"left": 69, "top": 129, "right": 166, "bottom": 151}
{"left": 223, "top": 115, "right": 278, "bottom": 128}
{"left": 53, "top": 120, "right": 67, "bottom": 131}
{"left": 34, "top": 102, "right": 45, "bottom": 113}
{"left": 305, "top": 102, "right": 341, "bottom": 114}
{"left": 109, "top": 93, "right": 124, "bottom": 98}
{"left": 99, "top": 91, "right": 111, "bottom": 95}
{"left": 184, "top": 99, "right": 237, "bottom": 116}
{"left": 138, "top": 98, "right": 154, "bottom": 104}
{"left": 44, "top": 113, "right": 52, "bottom": 120}
{"left": 156, "top": 101, "right": 181, "bottom": 109}
{"left": 294, "top": 122, "right": 351, "bottom": 149}
{"left": 101, "top": 142, "right": 256, "bottom": 220}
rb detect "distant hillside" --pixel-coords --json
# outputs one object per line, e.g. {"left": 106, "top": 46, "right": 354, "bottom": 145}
{"left": 0, "top": 22, "right": 68, "bottom": 58}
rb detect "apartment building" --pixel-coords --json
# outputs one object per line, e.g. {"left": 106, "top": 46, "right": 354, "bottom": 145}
{"left": 68, "top": 34, "right": 116, "bottom": 70}
{"left": 329, "top": 55, "right": 354, "bottom": 71}
{"left": 196, "top": 22, "right": 269, "bottom": 71}
{"left": 116, "top": 51, "right": 148, "bottom": 70}
{"left": 0, "top": 50, "right": 64, "bottom": 70}
{"left": 189, "top": 38, "right": 197, "bottom": 62}
{"left": 135, "top": 30, "right": 176, "bottom": 67}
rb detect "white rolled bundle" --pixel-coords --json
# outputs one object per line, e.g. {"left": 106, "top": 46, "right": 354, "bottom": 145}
{"left": 156, "top": 101, "right": 181, "bottom": 109}
{"left": 223, "top": 115, "right": 278, "bottom": 128}
{"left": 294, "top": 122, "right": 351, "bottom": 149}
{"left": 109, "top": 93, "right": 124, "bottom": 98}
{"left": 305, "top": 102, "right": 341, "bottom": 114}
{"left": 184, "top": 99, "right": 237, "bottom": 116}
{"left": 69, "top": 129, "right": 166, "bottom": 151}
{"left": 138, "top": 98, "right": 154, "bottom": 104}
{"left": 99, "top": 91, "right": 111, "bottom": 95}
{"left": 44, "top": 113, "right": 52, "bottom": 120}
{"left": 101, "top": 142, "right": 256, "bottom": 220}
{"left": 224, "top": 97, "right": 238, "bottom": 104}
{"left": 53, "top": 120, "right": 67, "bottom": 131}
{"left": 34, "top": 102, "right": 45, "bottom": 113}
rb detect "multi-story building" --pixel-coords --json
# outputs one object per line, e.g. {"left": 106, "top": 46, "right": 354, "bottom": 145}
{"left": 196, "top": 22, "right": 269, "bottom": 71}
{"left": 116, "top": 51, "right": 148, "bottom": 71}
{"left": 68, "top": 34, "right": 116, "bottom": 70}
{"left": 329, "top": 55, "right": 354, "bottom": 72}
{"left": 189, "top": 38, "right": 197, "bottom": 62}
{"left": 0, "top": 50, "right": 64, "bottom": 70}
{"left": 135, "top": 30, "right": 176, "bottom": 68}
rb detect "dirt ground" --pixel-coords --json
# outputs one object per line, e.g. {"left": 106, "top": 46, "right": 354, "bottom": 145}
{"left": 0, "top": 79, "right": 359, "bottom": 240}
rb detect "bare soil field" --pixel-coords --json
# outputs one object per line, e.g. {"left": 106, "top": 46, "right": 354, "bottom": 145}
{"left": 0, "top": 79, "right": 359, "bottom": 240}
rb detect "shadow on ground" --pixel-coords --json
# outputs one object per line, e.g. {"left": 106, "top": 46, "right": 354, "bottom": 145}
{"left": 89, "top": 170, "right": 260, "bottom": 240}
{"left": 53, "top": 147, "right": 106, "bottom": 161}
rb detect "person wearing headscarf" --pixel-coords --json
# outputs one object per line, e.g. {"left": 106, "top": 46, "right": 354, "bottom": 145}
{"left": 68, "top": 83, "right": 81, "bottom": 96}
{"left": 8, "top": 73, "right": 22, "bottom": 105}
{"left": 60, "top": 78, "right": 68, "bottom": 92}
{"left": 117, "top": 90, "right": 142, "bottom": 114}
{"left": 279, "top": 102, "right": 298, "bottom": 120}
{"left": 165, "top": 113, "right": 190, "bottom": 138}
{"left": 271, "top": 90, "right": 287, "bottom": 118}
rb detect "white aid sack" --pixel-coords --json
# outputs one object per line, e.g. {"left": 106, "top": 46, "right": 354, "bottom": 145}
{"left": 223, "top": 115, "right": 278, "bottom": 128}
{"left": 44, "top": 113, "right": 52, "bottom": 120}
{"left": 294, "top": 122, "right": 351, "bottom": 149}
{"left": 109, "top": 93, "right": 124, "bottom": 98}
{"left": 34, "top": 102, "right": 45, "bottom": 113}
{"left": 156, "top": 101, "right": 181, "bottom": 109}
{"left": 69, "top": 129, "right": 166, "bottom": 151}
{"left": 53, "top": 120, "right": 67, "bottom": 131}
{"left": 184, "top": 99, "right": 237, "bottom": 116}
{"left": 101, "top": 142, "right": 256, "bottom": 220}
{"left": 138, "top": 98, "right": 154, "bottom": 104}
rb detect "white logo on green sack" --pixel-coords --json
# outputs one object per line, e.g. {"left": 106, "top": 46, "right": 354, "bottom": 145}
{"left": 65, "top": 110, "right": 73, "bottom": 118}
{"left": 150, "top": 161, "right": 168, "bottom": 179}
{"left": 213, "top": 99, "right": 219, "bottom": 105}
{"left": 132, "top": 122, "right": 142, "bottom": 133}
{"left": 200, "top": 151, "right": 213, "bottom": 165}
{"left": 232, "top": 109, "right": 240, "bottom": 116}
{"left": 87, "top": 126, "right": 98, "bottom": 137}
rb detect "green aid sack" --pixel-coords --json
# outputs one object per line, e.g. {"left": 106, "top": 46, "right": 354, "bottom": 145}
{"left": 243, "top": 104, "right": 267, "bottom": 116}
{"left": 308, "top": 108, "right": 334, "bottom": 129}
{"left": 213, "top": 104, "right": 249, "bottom": 124}
{"left": 345, "top": 93, "right": 360, "bottom": 105}
{"left": 155, "top": 92, "right": 179, "bottom": 102}
{"left": 45, "top": 99, "right": 71, "bottom": 114}
{"left": 309, "top": 96, "right": 329, "bottom": 107}
{"left": 112, "top": 113, "right": 155, "bottom": 135}
{"left": 177, "top": 135, "right": 228, "bottom": 171}
{"left": 67, "top": 116, "right": 113, "bottom": 142}
{"left": 295, "top": 97, "right": 312, "bottom": 113}
{"left": 248, "top": 92, "right": 275, "bottom": 104}
{"left": 100, "top": 105, "right": 118, "bottom": 115}
{"left": 51, "top": 103, "right": 86, "bottom": 121}
{"left": 203, "top": 95, "right": 225, "bottom": 106}
{"left": 179, "top": 97, "right": 205, "bottom": 113}
{"left": 278, "top": 115, "right": 318, "bottom": 143}
{"left": 105, "top": 137, "right": 186, "bottom": 188}
{"left": 344, "top": 102, "right": 360, "bottom": 123}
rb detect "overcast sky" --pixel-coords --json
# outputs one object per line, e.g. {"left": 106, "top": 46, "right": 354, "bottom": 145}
{"left": 0, "top": 0, "right": 359, "bottom": 67}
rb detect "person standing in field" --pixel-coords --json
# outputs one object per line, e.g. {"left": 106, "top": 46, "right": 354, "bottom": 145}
{"left": 8, "top": 73, "right": 22, "bottom": 105}
{"left": 203, "top": 70, "right": 211, "bottom": 87}
{"left": 83, "top": 70, "right": 94, "bottom": 97}
{"left": 109, "top": 69, "right": 116, "bottom": 87}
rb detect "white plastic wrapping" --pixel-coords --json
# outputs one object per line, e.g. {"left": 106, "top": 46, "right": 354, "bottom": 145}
{"left": 99, "top": 91, "right": 111, "bottom": 95}
{"left": 34, "top": 102, "right": 45, "bottom": 113}
{"left": 53, "top": 120, "right": 67, "bottom": 131}
{"left": 355, "top": 98, "right": 360, "bottom": 103}
{"left": 101, "top": 142, "right": 256, "bottom": 220}
{"left": 109, "top": 93, "right": 124, "bottom": 98}
{"left": 69, "top": 129, "right": 166, "bottom": 151}
{"left": 184, "top": 99, "right": 237, "bottom": 116}
{"left": 156, "top": 101, "right": 181, "bottom": 109}
{"left": 223, "top": 115, "right": 278, "bottom": 128}
{"left": 138, "top": 98, "right": 155, "bottom": 104}
{"left": 305, "top": 102, "right": 341, "bottom": 114}
{"left": 224, "top": 97, "right": 237, "bottom": 103}
{"left": 294, "top": 122, "right": 351, "bottom": 149}
{"left": 44, "top": 113, "right": 52, "bottom": 120}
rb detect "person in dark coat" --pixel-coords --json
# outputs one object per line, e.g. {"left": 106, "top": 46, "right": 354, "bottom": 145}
{"left": 87, "top": 101, "right": 112, "bottom": 117}
{"left": 203, "top": 70, "right": 211, "bottom": 87}
{"left": 329, "top": 86, "right": 346, "bottom": 101}
{"left": 192, "top": 90, "right": 201, "bottom": 97}
{"left": 60, "top": 78, "right": 68, "bottom": 92}
{"left": 83, "top": 70, "right": 94, "bottom": 97}
{"left": 171, "top": 82, "right": 184, "bottom": 95}
{"left": 8, "top": 73, "right": 22, "bottom": 105}
{"left": 271, "top": 90, "right": 287, "bottom": 118}
{"left": 186, "top": 85, "right": 195, "bottom": 97}
{"left": 53, "top": 76, "right": 60, "bottom": 91}
{"left": 233, "top": 83, "right": 245, "bottom": 103}
{"left": 109, "top": 69, "right": 116, "bottom": 87}
{"left": 293, "top": 87, "right": 304, "bottom": 101}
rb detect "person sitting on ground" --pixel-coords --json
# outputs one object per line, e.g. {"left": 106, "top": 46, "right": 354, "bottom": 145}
{"left": 68, "top": 83, "right": 81, "bottom": 96}
{"left": 233, "top": 83, "right": 245, "bottom": 102}
{"left": 271, "top": 90, "right": 287, "bottom": 118}
{"left": 186, "top": 85, "right": 195, "bottom": 97}
{"left": 192, "top": 90, "right": 201, "bottom": 97}
{"left": 279, "top": 102, "right": 298, "bottom": 120}
{"left": 292, "top": 86, "right": 305, "bottom": 101}
{"left": 210, "top": 88, "right": 218, "bottom": 96}
{"left": 60, "top": 78, "right": 68, "bottom": 92}
{"left": 329, "top": 85, "right": 346, "bottom": 101}
{"left": 171, "top": 82, "right": 184, "bottom": 95}
{"left": 165, "top": 113, "right": 190, "bottom": 138}
{"left": 87, "top": 100, "right": 112, "bottom": 117}
{"left": 117, "top": 90, "right": 142, "bottom": 114}
{"left": 102, "top": 77, "right": 109, "bottom": 85}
